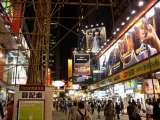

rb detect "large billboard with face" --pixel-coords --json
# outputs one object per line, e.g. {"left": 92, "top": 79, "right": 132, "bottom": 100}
{"left": 86, "top": 26, "right": 106, "bottom": 53}
{"left": 100, "top": 2, "right": 160, "bottom": 76}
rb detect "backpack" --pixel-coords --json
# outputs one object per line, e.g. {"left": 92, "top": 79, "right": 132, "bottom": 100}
{"left": 78, "top": 109, "right": 91, "bottom": 120}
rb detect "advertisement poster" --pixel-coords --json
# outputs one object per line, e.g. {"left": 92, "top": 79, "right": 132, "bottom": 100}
{"left": 18, "top": 100, "right": 44, "bottom": 120}
{"left": 100, "top": 2, "right": 160, "bottom": 76}
{"left": 73, "top": 54, "right": 91, "bottom": 83}
{"left": 143, "top": 79, "right": 160, "bottom": 94}
{"left": 86, "top": 26, "right": 106, "bottom": 53}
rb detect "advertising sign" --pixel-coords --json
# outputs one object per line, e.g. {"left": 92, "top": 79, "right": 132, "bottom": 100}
{"left": 86, "top": 26, "right": 106, "bottom": 53}
{"left": 142, "top": 79, "right": 160, "bottom": 94}
{"left": 73, "top": 54, "right": 90, "bottom": 83}
{"left": 18, "top": 100, "right": 44, "bottom": 120}
{"left": 74, "top": 54, "right": 90, "bottom": 76}
{"left": 100, "top": 2, "right": 160, "bottom": 76}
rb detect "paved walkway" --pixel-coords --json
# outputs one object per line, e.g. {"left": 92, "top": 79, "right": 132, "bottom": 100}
{"left": 53, "top": 111, "right": 146, "bottom": 120}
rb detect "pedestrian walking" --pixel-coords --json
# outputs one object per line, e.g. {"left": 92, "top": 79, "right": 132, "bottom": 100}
{"left": 115, "top": 102, "right": 121, "bottom": 119}
{"left": 104, "top": 100, "right": 115, "bottom": 120}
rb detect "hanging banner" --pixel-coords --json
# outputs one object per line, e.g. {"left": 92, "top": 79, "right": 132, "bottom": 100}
{"left": 73, "top": 54, "right": 91, "bottom": 83}
{"left": 85, "top": 26, "right": 106, "bottom": 53}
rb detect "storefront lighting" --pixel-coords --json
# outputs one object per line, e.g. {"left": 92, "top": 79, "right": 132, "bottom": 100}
{"left": 126, "top": 17, "right": 130, "bottom": 21}
{"left": 138, "top": 1, "right": 144, "bottom": 7}
{"left": 8, "top": 90, "right": 15, "bottom": 94}
{"left": 85, "top": 26, "right": 88, "bottom": 28}
{"left": 14, "top": 36, "right": 18, "bottom": 39}
{"left": 52, "top": 80, "right": 65, "bottom": 87}
{"left": 145, "top": 8, "right": 155, "bottom": 18}
{"left": 96, "top": 24, "right": 99, "bottom": 26}
{"left": 121, "top": 22, "right": 125, "bottom": 26}
{"left": 131, "top": 10, "right": 136, "bottom": 14}
{"left": 155, "top": 2, "right": 160, "bottom": 8}
{"left": 116, "top": 28, "right": 120, "bottom": 31}
{"left": 91, "top": 24, "right": 94, "bottom": 27}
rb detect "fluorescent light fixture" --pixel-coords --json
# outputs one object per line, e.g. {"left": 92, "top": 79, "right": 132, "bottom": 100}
{"left": 155, "top": 2, "right": 160, "bottom": 8}
{"left": 116, "top": 28, "right": 120, "bottom": 31}
{"left": 121, "top": 22, "right": 125, "bottom": 26}
{"left": 126, "top": 17, "right": 130, "bottom": 21}
{"left": 131, "top": 10, "right": 136, "bottom": 14}
{"left": 138, "top": 1, "right": 144, "bottom": 7}
{"left": 52, "top": 80, "right": 65, "bottom": 87}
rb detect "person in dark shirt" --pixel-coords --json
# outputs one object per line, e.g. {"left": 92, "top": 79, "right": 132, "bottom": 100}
{"left": 127, "top": 101, "right": 133, "bottom": 120}
{"left": 153, "top": 98, "right": 160, "bottom": 120}
{"left": 0, "top": 101, "right": 4, "bottom": 119}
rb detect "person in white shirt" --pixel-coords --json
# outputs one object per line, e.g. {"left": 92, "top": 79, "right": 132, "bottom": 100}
{"left": 145, "top": 99, "right": 153, "bottom": 120}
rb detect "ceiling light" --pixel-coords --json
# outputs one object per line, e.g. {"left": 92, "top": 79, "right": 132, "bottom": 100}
{"left": 91, "top": 24, "right": 94, "bottom": 27}
{"left": 126, "top": 17, "right": 130, "bottom": 21}
{"left": 131, "top": 10, "right": 136, "bottom": 14}
{"left": 52, "top": 80, "right": 65, "bottom": 87}
{"left": 101, "top": 46, "right": 104, "bottom": 48}
{"left": 138, "top": 1, "right": 144, "bottom": 7}
{"left": 96, "top": 24, "right": 99, "bottom": 26}
{"left": 85, "top": 26, "right": 88, "bottom": 28}
{"left": 107, "top": 39, "right": 110, "bottom": 42}
{"left": 116, "top": 28, "right": 120, "bottom": 31}
{"left": 104, "top": 42, "right": 106, "bottom": 45}
{"left": 113, "top": 31, "right": 116, "bottom": 35}
{"left": 121, "top": 22, "right": 125, "bottom": 26}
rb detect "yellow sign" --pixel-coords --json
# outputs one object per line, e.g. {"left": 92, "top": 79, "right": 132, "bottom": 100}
{"left": 90, "top": 54, "right": 160, "bottom": 90}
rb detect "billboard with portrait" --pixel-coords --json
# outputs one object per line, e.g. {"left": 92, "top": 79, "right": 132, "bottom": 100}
{"left": 85, "top": 26, "right": 106, "bottom": 53}
{"left": 142, "top": 79, "right": 160, "bottom": 94}
{"left": 100, "top": 2, "right": 160, "bottom": 76}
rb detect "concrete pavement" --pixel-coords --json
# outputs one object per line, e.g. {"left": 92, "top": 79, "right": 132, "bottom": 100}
{"left": 52, "top": 111, "right": 146, "bottom": 120}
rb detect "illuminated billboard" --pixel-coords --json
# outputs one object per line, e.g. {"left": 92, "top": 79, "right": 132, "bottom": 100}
{"left": 85, "top": 26, "right": 106, "bottom": 53}
{"left": 73, "top": 54, "right": 91, "bottom": 83}
{"left": 100, "top": 2, "right": 160, "bottom": 76}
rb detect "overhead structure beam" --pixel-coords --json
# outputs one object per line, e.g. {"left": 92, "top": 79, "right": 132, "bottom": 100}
{"left": 52, "top": 2, "right": 111, "bottom": 6}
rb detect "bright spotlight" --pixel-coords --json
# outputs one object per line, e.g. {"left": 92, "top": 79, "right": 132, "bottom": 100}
{"left": 138, "top": 1, "right": 144, "bottom": 7}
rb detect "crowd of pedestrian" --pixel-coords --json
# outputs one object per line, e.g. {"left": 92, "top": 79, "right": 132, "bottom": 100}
{"left": 53, "top": 97, "right": 160, "bottom": 120}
